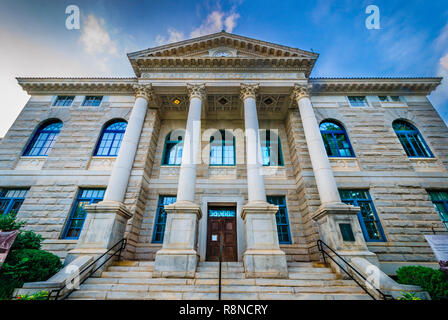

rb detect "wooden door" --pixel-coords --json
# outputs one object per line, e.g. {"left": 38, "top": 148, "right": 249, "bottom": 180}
{"left": 206, "top": 206, "right": 237, "bottom": 262}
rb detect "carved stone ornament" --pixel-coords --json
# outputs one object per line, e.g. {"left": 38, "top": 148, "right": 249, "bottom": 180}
{"left": 186, "top": 83, "right": 207, "bottom": 101}
{"left": 240, "top": 83, "right": 259, "bottom": 100}
{"left": 133, "top": 84, "right": 154, "bottom": 102}
{"left": 291, "top": 83, "right": 312, "bottom": 102}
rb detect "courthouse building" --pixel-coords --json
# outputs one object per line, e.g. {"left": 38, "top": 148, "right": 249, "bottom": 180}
{"left": 2, "top": 32, "right": 448, "bottom": 299}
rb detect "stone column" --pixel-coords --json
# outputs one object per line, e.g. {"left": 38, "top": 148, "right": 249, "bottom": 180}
{"left": 153, "top": 84, "right": 205, "bottom": 278}
{"left": 240, "top": 84, "right": 288, "bottom": 278}
{"left": 291, "top": 83, "right": 378, "bottom": 266}
{"left": 66, "top": 84, "right": 153, "bottom": 265}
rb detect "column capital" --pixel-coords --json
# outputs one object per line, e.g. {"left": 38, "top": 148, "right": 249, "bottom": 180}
{"left": 133, "top": 84, "right": 154, "bottom": 102}
{"left": 240, "top": 83, "right": 259, "bottom": 100}
{"left": 291, "top": 83, "right": 312, "bottom": 102}
{"left": 186, "top": 83, "right": 206, "bottom": 101}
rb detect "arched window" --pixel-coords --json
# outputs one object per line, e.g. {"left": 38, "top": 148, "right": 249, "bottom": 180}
{"left": 261, "top": 129, "right": 284, "bottom": 166}
{"left": 210, "top": 130, "right": 235, "bottom": 166}
{"left": 162, "top": 130, "right": 184, "bottom": 165}
{"left": 392, "top": 120, "right": 433, "bottom": 158}
{"left": 94, "top": 120, "right": 127, "bottom": 157}
{"left": 319, "top": 120, "right": 355, "bottom": 157}
{"left": 23, "top": 120, "right": 63, "bottom": 156}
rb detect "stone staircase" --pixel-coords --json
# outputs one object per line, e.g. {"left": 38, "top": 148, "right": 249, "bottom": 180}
{"left": 68, "top": 261, "right": 372, "bottom": 300}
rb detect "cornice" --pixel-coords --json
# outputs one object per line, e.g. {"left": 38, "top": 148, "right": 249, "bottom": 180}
{"left": 17, "top": 78, "right": 138, "bottom": 95}
{"left": 309, "top": 77, "right": 442, "bottom": 95}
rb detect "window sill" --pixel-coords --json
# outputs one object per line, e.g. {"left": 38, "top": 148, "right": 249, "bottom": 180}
{"left": 15, "top": 156, "right": 46, "bottom": 170}
{"left": 87, "top": 157, "right": 116, "bottom": 170}
{"left": 329, "top": 157, "right": 360, "bottom": 171}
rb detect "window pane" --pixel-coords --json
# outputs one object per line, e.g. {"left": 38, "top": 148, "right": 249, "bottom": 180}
{"left": 152, "top": 195, "right": 177, "bottom": 243}
{"left": 0, "top": 189, "right": 28, "bottom": 215}
{"left": 63, "top": 188, "right": 105, "bottom": 239}
{"left": 340, "top": 190, "right": 385, "bottom": 242}
{"left": 24, "top": 121, "right": 63, "bottom": 156}
{"left": 267, "top": 196, "right": 291, "bottom": 244}
{"left": 95, "top": 121, "right": 127, "bottom": 156}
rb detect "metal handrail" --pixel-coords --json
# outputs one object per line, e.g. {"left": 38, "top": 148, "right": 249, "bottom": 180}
{"left": 218, "top": 236, "right": 223, "bottom": 300}
{"left": 317, "top": 240, "right": 393, "bottom": 300}
{"left": 48, "top": 238, "right": 127, "bottom": 300}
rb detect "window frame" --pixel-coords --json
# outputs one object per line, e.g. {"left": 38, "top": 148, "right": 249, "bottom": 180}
{"left": 319, "top": 120, "right": 355, "bottom": 158}
{"left": 161, "top": 131, "right": 184, "bottom": 166}
{"left": 82, "top": 96, "right": 103, "bottom": 107}
{"left": 151, "top": 195, "right": 177, "bottom": 243}
{"left": 61, "top": 188, "right": 105, "bottom": 240}
{"left": 339, "top": 190, "right": 386, "bottom": 242}
{"left": 348, "top": 96, "right": 368, "bottom": 107}
{"left": 392, "top": 120, "right": 434, "bottom": 158}
{"left": 428, "top": 191, "right": 448, "bottom": 231}
{"left": 209, "top": 130, "right": 236, "bottom": 166}
{"left": 94, "top": 120, "right": 127, "bottom": 157}
{"left": 261, "top": 129, "right": 284, "bottom": 166}
{"left": 23, "top": 120, "right": 63, "bottom": 157}
{"left": 53, "top": 96, "right": 75, "bottom": 107}
{"left": 0, "top": 188, "right": 28, "bottom": 216}
{"left": 267, "top": 196, "right": 292, "bottom": 244}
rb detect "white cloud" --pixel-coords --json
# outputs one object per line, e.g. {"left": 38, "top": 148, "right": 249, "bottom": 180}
{"left": 79, "top": 14, "right": 118, "bottom": 56}
{"left": 190, "top": 10, "right": 240, "bottom": 38}
{"left": 155, "top": 28, "right": 185, "bottom": 46}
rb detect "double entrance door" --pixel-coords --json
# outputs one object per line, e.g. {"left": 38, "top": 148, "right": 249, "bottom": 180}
{"left": 206, "top": 206, "right": 238, "bottom": 262}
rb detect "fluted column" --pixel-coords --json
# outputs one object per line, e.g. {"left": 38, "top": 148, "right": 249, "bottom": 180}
{"left": 240, "top": 84, "right": 267, "bottom": 203}
{"left": 239, "top": 83, "right": 288, "bottom": 278}
{"left": 176, "top": 84, "right": 206, "bottom": 202}
{"left": 291, "top": 84, "right": 341, "bottom": 205}
{"left": 153, "top": 84, "right": 205, "bottom": 278}
{"left": 104, "top": 84, "right": 153, "bottom": 202}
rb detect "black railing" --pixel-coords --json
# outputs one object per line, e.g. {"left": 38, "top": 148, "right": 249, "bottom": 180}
{"left": 317, "top": 240, "right": 393, "bottom": 300}
{"left": 48, "top": 238, "right": 127, "bottom": 300}
{"left": 218, "top": 236, "right": 223, "bottom": 300}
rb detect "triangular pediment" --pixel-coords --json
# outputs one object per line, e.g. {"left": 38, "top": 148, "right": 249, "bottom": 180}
{"left": 128, "top": 31, "right": 318, "bottom": 60}
{"left": 127, "top": 31, "right": 319, "bottom": 77}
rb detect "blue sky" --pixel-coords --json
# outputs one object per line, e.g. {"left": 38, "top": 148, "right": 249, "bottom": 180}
{"left": 0, "top": 0, "right": 447, "bottom": 136}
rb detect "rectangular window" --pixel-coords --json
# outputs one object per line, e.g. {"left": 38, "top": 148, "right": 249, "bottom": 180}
{"left": 378, "top": 96, "right": 403, "bottom": 102}
{"left": 82, "top": 96, "right": 103, "bottom": 106}
{"left": 0, "top": 189, "right": 28, "bottom": 215}
{"left": 348, "top": 96, "right": 367, "bottom": 107}
{"left": 267, "top": 196, "right": 292, "bottom": 244}
{"left": 53, "top": 96, "right": 75, "bottom": 106}
{"left": 339, "top": 190, "right": 386, "bottom": 242}
{"left": 428, "top": 191, "right": 448, "bottom": 231}
{"left": 152, "top": 195, "right": 177, "bottom": 243}
{"left": 62, "top": 188, "right": 105, "bottom": 239}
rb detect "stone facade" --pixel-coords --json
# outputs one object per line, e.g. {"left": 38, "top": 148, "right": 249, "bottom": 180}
{"left": 1, "top": 32, "right": 447, "bottom": 279}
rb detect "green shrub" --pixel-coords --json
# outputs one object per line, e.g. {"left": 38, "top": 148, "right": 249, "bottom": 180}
{"left": 11, "top": 231, "right": 42, "bottom": 250}
{"left": 2, "top": 249, "right": 62, "bottom": 283}
{"left": 0, "top": 213, "right": 24, "bottom": 231}
{"left": 396, "top": 266, "right": 448, "bottom": 300}
{"left": 14, "top": 290, "right": 49, "bottom": 300}
{"left": 397, "top": 292, "right": 422, "bottom": 300}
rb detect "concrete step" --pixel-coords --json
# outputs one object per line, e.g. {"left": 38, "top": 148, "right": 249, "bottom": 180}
{"left": 100, "top": 271, "right": 153, "bottom": 278}
{"left": 195, "top": 272, "right": 246, "bottom": 279}
{"left": 288, "top": 272, "right": 338, "bottom": 280}
{"left": 107, "top": 266, "right": 153, "bottom": 272}
{"left": 287, "top": 267, "right": 332, "bottom": 273}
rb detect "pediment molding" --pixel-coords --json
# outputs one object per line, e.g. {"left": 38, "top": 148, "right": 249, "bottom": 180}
{"left": 128, "top": 31, "right": 319, "bottom": 77}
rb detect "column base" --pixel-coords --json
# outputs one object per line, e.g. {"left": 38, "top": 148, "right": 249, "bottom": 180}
{"left": 243, "top": 249, "right": 288, "bottom": 278}
{"left": 153, "top": 201, "right": 202, "bottom": 278}
{"left": 65, "top": 201, "right": 131, "bottom": 266}
{"left": 241, "top": 201, "right": 288, "bottom": 278}
{"left": 153, "top": 249, "right": 199, "bottom": 278}
{"left": 312, "top": 202, "right": 379, "bottom": 274}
